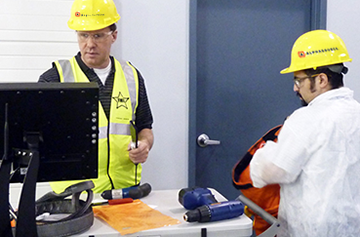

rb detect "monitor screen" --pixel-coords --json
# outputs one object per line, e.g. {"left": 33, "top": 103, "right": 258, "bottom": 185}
{"left": 0, "top": 83, "right": 99, "bottom": 182}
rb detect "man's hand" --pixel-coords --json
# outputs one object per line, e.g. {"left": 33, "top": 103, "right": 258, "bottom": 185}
{"left": 128, "top": 140, "right": 150, "bottom": 163}
{"left": 127, "top": 128, "right": 153, "bottom": 164}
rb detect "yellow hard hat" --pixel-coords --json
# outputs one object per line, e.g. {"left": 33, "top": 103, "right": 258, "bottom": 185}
{"left": 68, "top": 0, "right": 121, "bottom": 31}
{"left": 280, "top": 30, "right": 352, "bottom": 74}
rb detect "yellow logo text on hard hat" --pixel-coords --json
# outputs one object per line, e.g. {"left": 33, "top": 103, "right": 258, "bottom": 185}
{"left": 68, "top": 0, "right": 120, "bottom": 31}
{"left": 281, "top": 30, "right": 352, "bottom": 74}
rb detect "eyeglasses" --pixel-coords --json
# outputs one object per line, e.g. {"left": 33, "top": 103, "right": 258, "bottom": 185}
{"left": 76, "top": 31, "right": 113, "bottom": 43}
{"left": 293, "top": 74, "right": 319, "bottom": 88}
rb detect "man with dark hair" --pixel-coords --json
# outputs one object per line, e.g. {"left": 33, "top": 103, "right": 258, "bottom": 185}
{"left": 250, "top": 30, "right": 360, "bottom": 236}
{"left": 39, "top": 0, "right": 154, "bottom": 194}
{"left": 297, "top": 63, "right": 347, "bottom": 106}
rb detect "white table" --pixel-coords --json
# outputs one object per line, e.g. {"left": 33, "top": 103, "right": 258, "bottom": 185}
{"left": 72, "top": 188, "right": 253, "bottom": 237}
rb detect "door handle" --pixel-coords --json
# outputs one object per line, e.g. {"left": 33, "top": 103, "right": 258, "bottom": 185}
{"left": 197, "top": 134, "right": 221, "bottom": 147}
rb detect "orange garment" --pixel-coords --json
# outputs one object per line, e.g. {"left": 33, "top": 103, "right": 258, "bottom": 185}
{"left": 232, "top": 125, "right": 282, "bottom": 236}
{"left": 93, "top": 199, "right": 180, "bottom": 235}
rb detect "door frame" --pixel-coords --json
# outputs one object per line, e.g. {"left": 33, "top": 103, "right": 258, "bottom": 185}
{"left": 188, "top": 0, "right": 327, "bottom": 187}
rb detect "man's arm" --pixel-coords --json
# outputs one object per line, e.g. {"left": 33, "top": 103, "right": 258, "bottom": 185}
{"left": 134, "top": 70, "right": 153, "bottom": 131}
{"left": 138, "top": 128, "right": 154, "bottom": 150}
{"left": 250, "top": 142, "right": 287, "bottom": 188}
{"left": 250, "top": 123, "right": 309, "bottom": 188}
{"left": 38, "top": 64, "right": 61, "bottom": 83}
{"left": 127, "top": 66, "right": 154, "bottom": 164}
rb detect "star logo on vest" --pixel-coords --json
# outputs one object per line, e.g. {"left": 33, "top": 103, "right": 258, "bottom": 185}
{"left": 112, "top": 91, "right": 129, "bottom": 109}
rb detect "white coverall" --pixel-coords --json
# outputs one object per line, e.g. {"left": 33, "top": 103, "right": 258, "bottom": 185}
{"left": 250, "top": 87, "right": 360, "bottom": 237}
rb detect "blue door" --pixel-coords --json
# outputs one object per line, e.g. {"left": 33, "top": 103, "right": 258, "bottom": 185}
{"left": 189, "top": 0, "right": 326, "bottom": 199}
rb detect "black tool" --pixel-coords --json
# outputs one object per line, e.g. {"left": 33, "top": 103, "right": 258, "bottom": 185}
{"left": 129, "top": 120, "right": 140, "bottom": 185}
{"left": 178, "top": 187, "right": 217, "bottom": 210}
{"left": 179, "top": 187, "right": 244, "bottom": 223}
{"left": 183, "top": 199, "right": 244, "bottom": 222}
{"left": 101, "top": 183, "right": 152, "bottom": 200}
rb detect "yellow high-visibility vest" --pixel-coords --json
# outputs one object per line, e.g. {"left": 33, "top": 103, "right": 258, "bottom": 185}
{"left": 50, "top": 57, "right": 140, "bottom": 193}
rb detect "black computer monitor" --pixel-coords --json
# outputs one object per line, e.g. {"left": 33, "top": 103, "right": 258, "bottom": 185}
{"left": 0, "top": 82, "right": 99, "bottom": 182}
{"left": 0, "top": 82, "right": 99, "bottom": 237}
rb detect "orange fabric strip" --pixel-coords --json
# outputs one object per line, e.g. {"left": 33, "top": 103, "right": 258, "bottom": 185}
{"left": 93, "top": 199, "right": 181, "bottom": 235}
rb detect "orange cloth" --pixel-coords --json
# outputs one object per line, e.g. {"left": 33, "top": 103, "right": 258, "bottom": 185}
{"left": 93, "top": 199, "right": 181, "bottom": 235}
{"left": 240, "top": 166, "right": 280, "bottom": 236}
{"left": 232, "top": 125, "right": 282, "bottom": 236}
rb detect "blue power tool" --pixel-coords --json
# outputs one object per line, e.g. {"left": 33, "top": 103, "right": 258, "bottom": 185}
{"left": 178, "top": 187, "right": 244, "bottom": 223}
{"left": 101, "top": 183, "right": 151, "bottom": 200}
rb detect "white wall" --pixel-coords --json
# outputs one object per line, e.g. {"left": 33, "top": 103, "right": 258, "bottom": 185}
{"left": 0, "top": 0, "right": 78, "bottom": 82}
{"left": 112, "top": 1, "right": 190, "bottom": 190}
{"left": 327, "top": 0, "right": 360, "bottom": 101}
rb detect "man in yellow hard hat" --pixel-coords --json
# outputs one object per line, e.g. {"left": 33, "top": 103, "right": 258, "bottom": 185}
{"left": 249, "top": 30, "right": 360, "bottom": 236}
{"left": 39, "top": 0, "right": 154, "bottom": 194}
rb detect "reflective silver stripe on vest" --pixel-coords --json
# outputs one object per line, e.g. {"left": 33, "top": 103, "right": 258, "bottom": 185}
{"left": 58, "top": 60, "right": 75, "bottom": 82}
{"left": 119, "top": 60, "right": 137, "bottom": 120}
{"left": 98, "top": 123, "right": 130, "bottom": 139}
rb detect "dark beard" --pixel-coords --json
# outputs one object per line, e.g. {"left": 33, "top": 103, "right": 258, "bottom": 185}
{"left": 296, "top": 92, "right": 308, "bottom": 106}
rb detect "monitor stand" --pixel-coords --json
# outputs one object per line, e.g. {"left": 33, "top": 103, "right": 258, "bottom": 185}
{"left": 0, "top": 147, "right": 40, "bottom": 237}
{"left": 0, "top": 158, "right": 13, "bottom": 237}
{"left": 0, "top": 103, "right": 41, "bottom": 237}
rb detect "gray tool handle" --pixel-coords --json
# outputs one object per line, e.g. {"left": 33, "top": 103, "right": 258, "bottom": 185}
{"left": 236, "top": 194, "right": 280, "bottom": 237}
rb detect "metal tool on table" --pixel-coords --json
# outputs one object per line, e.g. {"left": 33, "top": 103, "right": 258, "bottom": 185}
{"left": 178, "top": 187, "right": 244, "bottom": 223}
{"left": 178, "top": 187, "right": 280, "bottom": 237}
{"left": 93, "top": 198, "right": 134, "bottom": 206}
{"left": 101, "top": 183, "right": 152, "bottom": 200}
